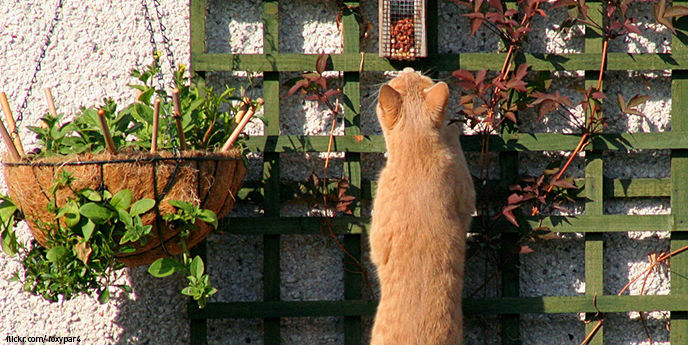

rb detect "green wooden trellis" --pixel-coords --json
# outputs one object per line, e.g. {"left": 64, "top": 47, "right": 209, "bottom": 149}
{"left": 187, "top": 0, "right": 688, "bottom": 344}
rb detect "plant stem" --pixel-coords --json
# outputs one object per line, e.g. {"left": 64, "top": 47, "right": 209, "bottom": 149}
{"left": 547, "top": 33, "right": 610, "bottom": 193}
{"left": 171, "top": 88, "right": 189, "bottom": 151}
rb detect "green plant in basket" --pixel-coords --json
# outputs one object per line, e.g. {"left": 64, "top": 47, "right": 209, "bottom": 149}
{"left": 0, "top": 59, "right": 258, "bottom": 308}
{"left": 28, "top": 61, "right": 262, "bottom": 156}
{"left": 1, "top": 171, "right": 219, "bottom": 307}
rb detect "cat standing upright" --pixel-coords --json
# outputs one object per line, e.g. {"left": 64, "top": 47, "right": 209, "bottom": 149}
{"left": 369, "top": 67, "right": 475, "bottom": 345}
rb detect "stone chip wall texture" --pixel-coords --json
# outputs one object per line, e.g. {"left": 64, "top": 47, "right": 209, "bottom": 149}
{"left": 0, "top": 0, "right": 673, "bottom": 344}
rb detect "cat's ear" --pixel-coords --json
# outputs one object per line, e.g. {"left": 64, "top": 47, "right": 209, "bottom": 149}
{"left": 378, "top": 84, "right": 401, "bottom": 128}
{"left": 423, "top": 82, "right": 449, "bottom": 126}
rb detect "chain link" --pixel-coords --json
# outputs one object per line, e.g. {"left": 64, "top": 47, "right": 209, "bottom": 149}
{"left": 140, "top": 0, "right": 180, "bottom": 155}
{"left": 16, "top": 0, "right": 65, "bottom": 127}
{"left": 152, "top": 0, "right": 177, "bottom": 72}
{"left": 140, "top": 0, "right": 165, "bottom": 90}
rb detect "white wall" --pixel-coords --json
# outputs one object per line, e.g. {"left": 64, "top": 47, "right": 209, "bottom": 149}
{"left": 0, "top": 1, "right": 674, "bottom": 344}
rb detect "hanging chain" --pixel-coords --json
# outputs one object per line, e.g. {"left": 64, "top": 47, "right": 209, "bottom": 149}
{"left": 15, "top": 0, "right": 65, "bottom": 127}
{"left": 152, "top": 0, "right": 177, "bottom": 72}
{"left": 140, "top": 0, "right": 180, "bottom": 155}
{"left": 141, "top": 0, "right": 164, "bottom": 89}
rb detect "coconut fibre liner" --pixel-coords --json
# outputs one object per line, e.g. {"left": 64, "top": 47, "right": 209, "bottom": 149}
{"left": 3, "top": 149, "right": 246, "bottom": 266}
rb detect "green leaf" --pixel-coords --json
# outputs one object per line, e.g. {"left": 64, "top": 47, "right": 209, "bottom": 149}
{"left": 181, "top": 286, "right": 194, "bottom": 296}
{"left": 80, "top": 189, "right": 102, "bottom": 202}
{"left": 82, "top": 220, "right": 95, "bottom": 242}
{"left": 186, "top": 98, "right": 205, "bottom": 114}
{"left": 117, "top": 209, "right": 133, "bottom": 228}
{"left": 116, "top": 284, "right": 133, "bottom": 293}
{"left": 119, "top": 245, "right": 136, "bottom": 254}
{"left": 148, "top": 258, "right": 185, "bottom": 278}
{"left": 130, "top": 199, "right": 155, "bottom": 217}
{"left": 0, "top": 198, "right": 17, "bottom": 222}
{"left": 98, "top": 288, "right": 110, "bottom": 304}
{"left": 61, "top": 205, "right": 81, "bottom": 228}
{"left": 189, "top": 256, "right": 204, "bottom": 278}
{"left": 168, "top": 200, "right": 196, "bottom": 214}
{"left": 1, "top": 228, "right": 17, "bottom": 256}
{"left": 46, "top": 246, "right": 68, "bottom": 263}
{"left": 111, "top": 190, "right": 132, "bottom": 210}
{"left": 119, "top": 231, "right": 135, "bottom": 245}
{"left": 79, "top": 203, "right": 113, "bottom": 224}
{"left": 197, "top": 209, "right": 218, "bottom": 229}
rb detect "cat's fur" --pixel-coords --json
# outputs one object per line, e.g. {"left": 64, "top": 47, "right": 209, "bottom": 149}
{"left": 369, "top": 68, "right": 475, "bottom": 345}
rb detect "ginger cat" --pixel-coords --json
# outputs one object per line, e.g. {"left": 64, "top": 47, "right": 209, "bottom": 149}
{"left": 369, "top": 68, "right": 475, "bottom": 345}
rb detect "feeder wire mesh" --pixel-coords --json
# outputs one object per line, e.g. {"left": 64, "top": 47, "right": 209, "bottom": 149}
{"left": 380, "top": 0, "right": 426, "bottom": 60}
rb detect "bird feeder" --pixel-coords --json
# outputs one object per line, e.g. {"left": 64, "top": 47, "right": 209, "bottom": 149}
{"left": 379, "top": 0, "right": 427, "bottom": 60}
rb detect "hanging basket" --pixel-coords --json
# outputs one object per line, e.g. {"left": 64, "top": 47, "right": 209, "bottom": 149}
{"left": 3, "top": 149, "right": 247, "bottom": 267}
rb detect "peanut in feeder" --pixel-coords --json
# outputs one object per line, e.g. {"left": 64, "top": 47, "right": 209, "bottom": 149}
{"left": 379, "top": 0, "right": 427, "bottom": 60}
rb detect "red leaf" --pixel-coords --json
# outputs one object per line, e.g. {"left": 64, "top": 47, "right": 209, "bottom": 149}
{"left": 514, "top": 63, "right": 529, "bottom": 80}
{"left": 315, "top": 76, "right": 328, "bottom": 90}
{"left": 628, "top": 94, "right": 650, "bottom": 108}
{"left": 504, "top": 9, "right": 519, "bottom": 17}
{"left": 503, "top": 209, "right": 519, "bottom": 227}
{"left": 303, "top": 72, "right": 321, "bottom": 81}
{"left": 338, "top": 178, "right": 350, "bottom": 197}
{"left": 507, "top": 193, "right": 523, "bottom": 205}
{"left": 504, "top": 111, "right": 517, "bottom": 123}
{"left": 616, "top": 93, "right": 627, "bottom": 113}
{"left": 502, "top": 204, "right": 520, "bottom": 212}
{"left": 453, "top": 69, "right": 475, "bottom": 82}
{"left": 463, "top": 13, "right": 486, "bottom": 36}
{"left": 287, "top": 79, "right": 310, "bottom": 97}
{"left": 552, "top": 204, "right": 571, "bottom": 214}
{"left": 316, "top": 53, "right": 329, "bottom": 74}
{"left": 550, "top": 179, "right": 578, "bottom": 189}
{"left": 664, "top": 5, "right": 688, "bottom": 18}
{"left": 657, "top": 16, "right": 675, "bottom": 33}
{"left": 655, "top": 0, "right": 667, "bottom": 19}
{"left": 460, "top": 94, "right": 474, "bottom": 105}
{"left": 520, "top": 245, "right": 535, "bottom": 254}
{"left": 552, "top": 0, "right": 576, "bottom": 9}
{"left": 506, "top": 79, "right": 528, "bottom": 92}
{"left": 624, "top": 22, "right": 641, "bottom": 35}
{"left": 475, "top": 69, "right": 487, "bottom": 86}
{"left": 537, "top": 99, "right": 559, "bottom": 122}
{"left": 474, "top": 0, "right": 484, "bottom": 11}
{"left": 323, "top": 89, "right": 341, "bottom": 100}
{"left": 509, "top": 184, "right": 523, "bottom": 192}
{"left": 591, "top": 91, "right": 606, "bottom": 100}
{"left": 487, "top": 0, "right": 503, "bottom": 12}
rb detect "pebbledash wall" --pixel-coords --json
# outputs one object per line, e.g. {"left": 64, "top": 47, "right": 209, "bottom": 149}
{"left": 0, "top": 0, "right": 680, "bottom": 345}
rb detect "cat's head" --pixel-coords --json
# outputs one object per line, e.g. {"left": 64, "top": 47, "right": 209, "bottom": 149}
{"left": 376, "top": 67, "right": 449, "bottom": 134}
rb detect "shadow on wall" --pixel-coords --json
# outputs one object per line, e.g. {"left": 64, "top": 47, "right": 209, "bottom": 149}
{"left": 113, "top": 266, "right": 188, "bottom": 345}
{"left": 206, "top": 0, "right": 263, "bottom": 54}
